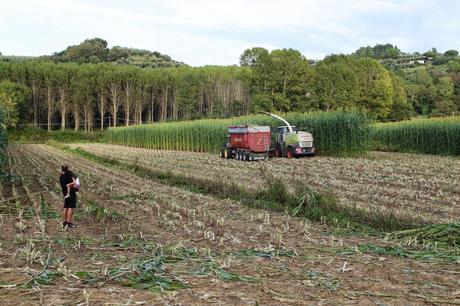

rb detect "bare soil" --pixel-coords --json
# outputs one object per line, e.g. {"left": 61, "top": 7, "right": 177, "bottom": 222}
{"left": 0, "top": 144, "right": 459, "bottom": 305}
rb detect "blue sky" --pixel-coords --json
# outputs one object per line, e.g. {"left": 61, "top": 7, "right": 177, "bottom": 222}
{"left": 0, "top": 0, "right": 459, "bottom": 66}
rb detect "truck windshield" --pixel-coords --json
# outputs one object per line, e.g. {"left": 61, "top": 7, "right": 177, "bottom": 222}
{"left": 278, "top": 126, "right": 298, "bottom": 133}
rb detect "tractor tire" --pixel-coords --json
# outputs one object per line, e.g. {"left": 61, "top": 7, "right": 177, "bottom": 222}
{"left": 245, "top": 152, "right": 250, "bottom": 161}
{"left": 286, "top": 147, "right": 294, "bottom": 159}
{"left": 274, "top": 144, "right": 282, "bottom": 158}
{"left": 225, "top": 147, "right": 232, "bottom": 159}
{"left": 236, "top": 150, "right": 241, "bottom": 160}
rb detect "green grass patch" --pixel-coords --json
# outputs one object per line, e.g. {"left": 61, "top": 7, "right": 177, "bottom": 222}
{"left": 386, "top": 223, "right": 460, "bottom": 248}
{"left": 8, "top": 126, "right": 104, "bottom": 143}
{"left": 332, "top": 243, "right": 460, "bottom": 262}
{"left": 79, "top": 197, "right": 124, "bottom": 223}
{"left": 75, "top": 245, "right": 262, "bottom": 292}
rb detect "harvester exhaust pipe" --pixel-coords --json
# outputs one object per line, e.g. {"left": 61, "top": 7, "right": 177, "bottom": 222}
{"left": 260, "top": 112, "right": 293, "bottom": 133}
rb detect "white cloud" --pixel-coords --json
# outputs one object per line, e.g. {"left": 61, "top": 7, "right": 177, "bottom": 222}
{"left": 0, "top": 0, "right": 458, "bottom": 65}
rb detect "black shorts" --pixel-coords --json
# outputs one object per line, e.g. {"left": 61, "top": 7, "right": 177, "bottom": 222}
{"left": 64, "top": 195, "right": 77, "bottom": 209}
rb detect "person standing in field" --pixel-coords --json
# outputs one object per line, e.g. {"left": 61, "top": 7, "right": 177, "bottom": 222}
{"left": 59, "top": 165, "right": 77, "bottom": 228}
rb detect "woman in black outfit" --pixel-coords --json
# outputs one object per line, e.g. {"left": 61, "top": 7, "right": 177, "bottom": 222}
{"left": 59, "top": 165, "right": 77, "bottom": 228}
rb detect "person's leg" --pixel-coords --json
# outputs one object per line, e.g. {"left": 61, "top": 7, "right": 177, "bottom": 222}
{"left": 63, "top": 208, "right": 68, "bottom": 225}
{"left": 68, "top": 208, "right": 74, "bottom": 224}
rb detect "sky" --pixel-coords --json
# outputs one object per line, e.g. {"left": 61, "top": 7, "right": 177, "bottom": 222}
{"left": 0, "top": 0, "right": 459, "bottom": 66}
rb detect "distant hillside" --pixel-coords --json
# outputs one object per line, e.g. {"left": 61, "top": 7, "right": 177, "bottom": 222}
{"left": 1, "top": 38, "right": 185, "bottom": 68}
{"left": 353, "top": 44, "right": 460, "bottom": 115}
{"left": 353, "top": 43, "right": 459, "bottom": 71}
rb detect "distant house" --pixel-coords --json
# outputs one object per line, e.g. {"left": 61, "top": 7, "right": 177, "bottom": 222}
{"left": 423, "top": 56, "right": 433, "bottom": 64}
{"left": 405, "top": 58, "right": 427, "bottom": 66}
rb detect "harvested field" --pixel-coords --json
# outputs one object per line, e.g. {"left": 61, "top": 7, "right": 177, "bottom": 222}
{"left": 0, "top": 143, "right": 459, "bottom": 305}
{"left": 69, "top": 143, "right": 460, "bottom": 225}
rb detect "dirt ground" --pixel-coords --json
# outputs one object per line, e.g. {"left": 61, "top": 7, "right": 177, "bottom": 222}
{"left": 0, "top": 144, "right": 459, "bottom": 305}
{"left": 70, "top": 143, "right": 460, "bottom": 223}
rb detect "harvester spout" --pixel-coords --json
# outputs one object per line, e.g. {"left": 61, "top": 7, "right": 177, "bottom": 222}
{"left": 261, "top": 112, "right": 293, "bottom": 132}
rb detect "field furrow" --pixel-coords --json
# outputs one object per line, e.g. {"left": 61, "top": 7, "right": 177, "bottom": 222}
{"left": 1, "top": 144, "right": 459, "bottom": 305}
{"left": 70, "top": 143, "right": 460, "bottom": 223}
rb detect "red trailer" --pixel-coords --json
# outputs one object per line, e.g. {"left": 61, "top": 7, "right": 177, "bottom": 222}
{"left": 221, "top": 125, "right": 271, "bottom": 161}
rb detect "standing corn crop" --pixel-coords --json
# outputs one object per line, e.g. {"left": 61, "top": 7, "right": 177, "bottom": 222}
{"left": 372, "top": 116, "right": 460, "bottom": 155}
{"left": 104, "top": 111, "right": 371, "bottom": 156}
{"left": 0, "top": 108, "right": 7, "bottom": 174}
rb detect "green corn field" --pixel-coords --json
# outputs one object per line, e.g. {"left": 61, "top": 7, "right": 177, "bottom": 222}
{"left": 0, "top": 108, "right": 7, "bottom": 172}
{"left": 372, "top": 116, "right": 460, "bottom": 155}
{"left": 105, "top": 111, "right": 371, "bottom": 156}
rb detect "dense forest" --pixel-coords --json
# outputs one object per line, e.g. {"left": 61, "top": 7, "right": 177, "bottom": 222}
{"left": 0, "top": 39, "right": 459, "bottom": 131}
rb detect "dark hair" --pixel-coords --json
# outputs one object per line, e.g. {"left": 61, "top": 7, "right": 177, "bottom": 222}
{"left": 61, "top": 165, "right": 69, "bottom": 172}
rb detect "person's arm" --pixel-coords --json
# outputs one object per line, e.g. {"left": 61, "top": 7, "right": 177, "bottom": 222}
{"left": 66, "top": 178, "right": 76, "bottom": 188}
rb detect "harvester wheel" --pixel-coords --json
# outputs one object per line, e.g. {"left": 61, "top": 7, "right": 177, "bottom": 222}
{"left": 287, "top": 148, "right": 293, "bottom": 159}
{"left": 236, "top": 150, "right": 241, "bottom": 160}
{"left": 245, "top": 152, "right": 250, "bottom": 161}
{"left": 274, "top": 145, "right": 282, "bottom": 157}
{"left": 220, "top": 147, "right": 225, "bottom": 158}
{"left": 225, "top": 147, "right": 232, "bottom": 159}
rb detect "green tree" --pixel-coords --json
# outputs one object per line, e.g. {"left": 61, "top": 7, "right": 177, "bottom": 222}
{"left": 447, "top": 59, "right": 460, "bottom": 73}
{"left": 423, "top": 47, "right": 439, "bottom": 59}
{"left": 240, "top": 47, "right": 272, "bottom": 93}
{"left": 313, "top": 57, "right": 359, "bottom": 111}
{"left": 432, "top": 76, "right": 456, "bottom": 114}
{"left": 269, "top": 48, "right": 313, "bottom": 110}
{"left": 444, "top": 49, "right": 458, "bottom": 57}
{"left": 105, "top": 65, "right": 124, "bottom": 127}
{"left": 0, "top": 81, "right": 30, "bottom": 127}
{"left": 120, "top": 65, "right": 140, "bottom": 126}
{"left": 352, "top": 58, "right": 393, "bottom": 117}
{"left": 251, "top": 93, "right": 272, "bottom": 112}
{"left": 54, "top": 63, "right": 76, "bottom": 130}
{"left": 241, "top": 48, "right": 313, "bottom": 112}
{"left": 58, "top": 38, "right": 109, "bottom": 63}
{"left": 355, "top": 43, "right": 401, "bottom": 59}
{"left": 389, "top": 73, "right": 413, "bottom": 119}
{"left": 436, "top": 76, "right": 454, "bottom": 100}
{"left": 107, "top": 46, "right": 129, "bottom": 62}
{"left": 403, "top": 68, "right": 436, "bottom": 114}
{"left": 72, "top": 65, "right": 97, "bottom": 131}
{"left": 27, "top": 61, "right": 44, "bottom": 127}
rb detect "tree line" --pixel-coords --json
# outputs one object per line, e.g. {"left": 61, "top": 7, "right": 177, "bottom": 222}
{"left": 0, "top": 61, "right": 250, "bottom": 131}
{"left": 242, "top": 46, "right": 459, "bottom": 119}
{"left": 0, "top": 40, "right": 459, "bottom": 131}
